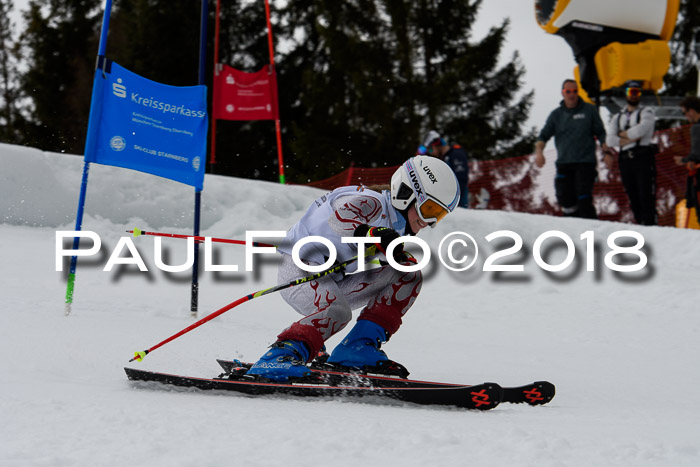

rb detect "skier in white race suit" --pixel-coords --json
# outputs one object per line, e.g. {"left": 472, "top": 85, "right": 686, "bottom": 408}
{"left": 245, "top": 156, "right": 461, "bottom": 381}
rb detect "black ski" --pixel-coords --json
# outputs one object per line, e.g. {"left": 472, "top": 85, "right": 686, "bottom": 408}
{"left": 124, "top": 367, "right": 503, "bottom": 410}
{"left": 216, "top": 359, "right": 555, "bottom": 406}
{"left": 502, "top": 382, "right": 556, "bottom": 405}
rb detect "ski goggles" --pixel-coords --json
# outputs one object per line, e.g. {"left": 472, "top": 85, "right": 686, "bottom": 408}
{"left": 415, "top": 198, "right": 450, "bottom": 226}
{"left": 417, "top": 141, "right": 440, "bottom": 156}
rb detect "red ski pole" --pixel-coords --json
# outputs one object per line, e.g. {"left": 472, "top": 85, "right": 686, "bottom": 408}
{"left": 129, "top": 247, "right": 376, "bottom": 362}
{"left": 127, "top": 227, "right": 276, "bottom": 247}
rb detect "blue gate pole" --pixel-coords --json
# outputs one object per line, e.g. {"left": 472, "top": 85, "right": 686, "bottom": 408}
{"left": 191, "top": 0, "right": 208, "bottom": 319}
{"left": 64, "top": 0, "right": 114, "bottom": 316}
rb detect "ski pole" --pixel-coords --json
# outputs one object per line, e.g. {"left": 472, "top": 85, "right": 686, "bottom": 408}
{"left": 129, "top": 246, "right": 377, "bottom": 362}
{"left": 127, "top": 227, "right": 276, "bottom": 247}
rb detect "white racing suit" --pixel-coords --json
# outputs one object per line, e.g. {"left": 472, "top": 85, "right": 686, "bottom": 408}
{"left": 274, "top": 186, "right": 422, "bottom": 359}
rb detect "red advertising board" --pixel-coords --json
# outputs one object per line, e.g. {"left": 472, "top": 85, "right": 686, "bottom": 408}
{"left": 212, "top": 64, "right": 279, "bottom": 121}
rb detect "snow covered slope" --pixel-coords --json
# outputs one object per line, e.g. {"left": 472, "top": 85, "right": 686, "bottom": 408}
{"left": 1, "top": 142, "right": 699, "bottom": 467}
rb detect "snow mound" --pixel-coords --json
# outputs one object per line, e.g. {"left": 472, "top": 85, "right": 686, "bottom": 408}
{"left": 1, "top": 143, "right": 699, "bottom": 467}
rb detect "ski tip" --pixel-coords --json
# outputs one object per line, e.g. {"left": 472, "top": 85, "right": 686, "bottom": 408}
{"left": 503, "top": 381, "right": 556, "bottom": 406}
{"left": 531, "top": 380, "right": 556, "bottom": 404}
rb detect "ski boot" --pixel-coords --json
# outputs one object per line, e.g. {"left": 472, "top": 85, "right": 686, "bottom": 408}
{"left": 245, "top": 340, "right": 321, "bottom": 383}
{"left": 325, "top": 320, "right": 409, "bottom": 378}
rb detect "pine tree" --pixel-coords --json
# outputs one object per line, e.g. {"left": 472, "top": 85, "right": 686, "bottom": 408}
{"left": 276, "top": 0, "right": 406, "bottom": 181}
{"left": 108, "top": 0, "right": 203, "bottom": 86}
{"left": 228, "top": 0, "right": 537, "bottom": 181}
{"left": 19, "top": 0, "right": 102, "bottom": 153}
{"left": 13, "top": 0, "right": 536, "bottom": 183}
{"left": 663, "top": 0, "right": 700, "bottom": 96}
{"left": 205, "top": 0, "right": 536, "bottom": 182}
{"left": 405, "top": 0, "right": 535, "bottom": 161}
{"left": 0, "top": 0, "right": 24, "bottom": 144}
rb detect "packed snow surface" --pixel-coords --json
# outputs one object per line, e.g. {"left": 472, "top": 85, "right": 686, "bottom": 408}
{"left": 1, "top": 142, "right": 699, "bottom": 467}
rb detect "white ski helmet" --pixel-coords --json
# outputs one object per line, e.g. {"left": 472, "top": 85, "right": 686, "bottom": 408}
{"left": 390, "top": 155, "right": 460, "bottom": 227}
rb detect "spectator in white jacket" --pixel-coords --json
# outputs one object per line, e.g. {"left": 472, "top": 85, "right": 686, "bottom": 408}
{"left": 605, "top": 80, "right": 658, "bottom": 225}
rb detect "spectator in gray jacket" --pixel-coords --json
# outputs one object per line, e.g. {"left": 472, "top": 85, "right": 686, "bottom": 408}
{"left": 606, "top": 81, "right": 658, "bottom": 225}
{"left": 534, "top": 79, "right": 612, "bottom": 219}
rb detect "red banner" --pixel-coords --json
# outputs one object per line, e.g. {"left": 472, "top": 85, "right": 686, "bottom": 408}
{"left": 212, "top": 64, "right": 279, "bottom": 121}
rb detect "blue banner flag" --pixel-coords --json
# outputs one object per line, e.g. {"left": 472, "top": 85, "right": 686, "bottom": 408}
{"left": 84, "top": 60, "right": 208, "bottom": 190}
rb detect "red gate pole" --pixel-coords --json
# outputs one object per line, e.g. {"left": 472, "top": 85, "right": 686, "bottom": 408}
{"left": 264, "top": 0, "right": 286, "bottom": 184}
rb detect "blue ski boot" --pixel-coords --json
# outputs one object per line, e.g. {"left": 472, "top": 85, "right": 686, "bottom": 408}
{"left": 246, "top": 340, "right": 318, "bottom": 382}
{"left": 326, "top": 320, "right": 409, "bottom": 378}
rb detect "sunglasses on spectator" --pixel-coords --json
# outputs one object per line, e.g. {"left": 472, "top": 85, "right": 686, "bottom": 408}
{"left": 563, "top": 89, "right": 578, "bottom": 95}
{"left": 626, "top": 87, "right": 642, "bottom": 97}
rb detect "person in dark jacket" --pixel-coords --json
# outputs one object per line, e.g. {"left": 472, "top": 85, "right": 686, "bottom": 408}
{"left": 534, "top": 79, "right": 612, "bottom": 219}
{"left": 419, "top": 130, "right": 469, "bottom": 208}
{"left": 676, "top": 96, "right": 700, "bottom": 224}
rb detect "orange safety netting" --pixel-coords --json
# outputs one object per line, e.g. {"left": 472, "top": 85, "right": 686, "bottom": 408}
{"left": 306, "top": 124, "right": 696, "bottom": 227}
